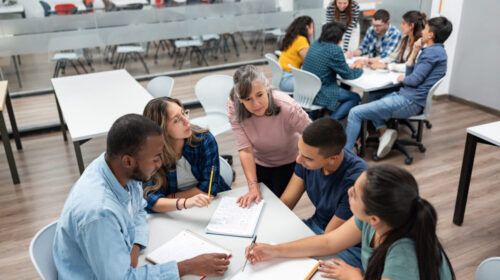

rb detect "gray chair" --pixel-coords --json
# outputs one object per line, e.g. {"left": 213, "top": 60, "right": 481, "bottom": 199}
{"left": 264, "top": 53, "right": 285, "bottom": 90}
{"left": 29, "top": 221, "right": 58, "bottom": 280}
{"left": 476, "top": 257, "right": 500, "bottom": 280}
{"left": 219, "top": 156, "right": 234, "bottom": 185}
{"left": 147, "top": 76, "right": 175, "bottom": 98}
{"left": 289, "top": 65, "right": 323, "bottom": 112}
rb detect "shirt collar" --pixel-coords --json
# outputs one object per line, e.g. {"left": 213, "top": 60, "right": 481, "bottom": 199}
{"left": 97, "top": 153, "right": 131, "bottom": 205}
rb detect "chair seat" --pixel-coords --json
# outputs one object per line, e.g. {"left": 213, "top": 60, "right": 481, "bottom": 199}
{"left": 408, "top": 114, "right": 426, "bottom": 121}
{"left": 264, "top": 28, "right": 285, "bottom": 37}
{"left": 303, "top": 104, "right": 324, "bottom": 111}
{"left": 174, "top": 39, "right": 203, "bottom": 48}
{"left": 190, "top": 113, "right": 231, "bottom": 136}
{"left": 200, "top": 34, "right": 220, "bottom": 41}
{"left": 52, "top": 52, "right": 80, "bottom": 61}
{"left": 117, "top": 45, "right": 145, "bottom": 53}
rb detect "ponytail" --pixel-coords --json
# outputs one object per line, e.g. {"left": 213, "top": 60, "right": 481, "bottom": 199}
{"left": 398, "top": 11, "right": 427, "bottom": 62}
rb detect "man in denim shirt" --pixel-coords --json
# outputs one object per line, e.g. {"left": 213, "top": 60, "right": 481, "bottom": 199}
{"left": 53, "top": 114, "right": 230, "bottom": 279}
{"left": 345, "top": 17, "right": 453, "bottom": 158}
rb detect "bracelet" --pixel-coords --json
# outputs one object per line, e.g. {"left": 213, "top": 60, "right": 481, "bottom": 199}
{"left": 248, "top": 181, "right": 259, "bottom": 188}
{"left": 183, "top": 198, "right": 188, "bottom": 209}
{"left": 175, "top": 198, "right": 181, "bottom": 211}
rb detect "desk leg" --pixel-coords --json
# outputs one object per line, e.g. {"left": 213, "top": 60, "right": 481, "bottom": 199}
{"left": 74, "top": 141, "right": 85, "bottom": 174}
{"left": 11, "top": 56, "right": 22, "bottom": 89}
{"left": 358, "top": 91, "right": 369, "bottom": 158}
{"left": 453, "top": 133, "right": 477, "bottom": 225}
{"left": 55, "top": 97, "right": 68, "bottom": 142}
{"left": 5, "top": 91, "right": 22, "bottom": 150}
{"left": 0, "top": 112, "right": 19, "bottom": 184}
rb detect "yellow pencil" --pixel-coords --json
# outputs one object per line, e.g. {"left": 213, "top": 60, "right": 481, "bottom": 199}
{"left": 304, "top": 261, "right": 320, "bottom": 280}
{"left": 207, "top": 165, "right": 214, "bottom": 198}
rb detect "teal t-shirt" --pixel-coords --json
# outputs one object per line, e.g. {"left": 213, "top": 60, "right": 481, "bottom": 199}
{"left": 354, "top": 217, "right": 453, "bottom": 280}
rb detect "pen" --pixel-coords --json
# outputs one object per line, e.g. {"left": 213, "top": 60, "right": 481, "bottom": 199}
{"left": 242, "top": 235, "right": 257, "bottom": 272}
{"left": 207, "top": 165, "right": 214, "bottom": 199}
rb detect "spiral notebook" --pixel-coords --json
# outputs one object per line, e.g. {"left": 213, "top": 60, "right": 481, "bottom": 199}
{"left": 146, "top": 229, "right": 231, "bottom": 265}
{"left": 230, "top": 258, "right": 320, "bottom": 280}
{"left": 205, "top": 197, "right": 265, "bottom": 238}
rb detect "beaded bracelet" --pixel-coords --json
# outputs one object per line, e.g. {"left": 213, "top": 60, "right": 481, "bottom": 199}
{"left": 183, "top": 198, "right": 188, "bottom": 210}
{"left": 175, "top": 198, "right": 181, "bottom": 211}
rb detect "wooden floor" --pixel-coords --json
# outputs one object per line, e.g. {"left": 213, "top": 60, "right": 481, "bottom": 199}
{"left": 1, "top": 67, "right": 500, "bottom": 280}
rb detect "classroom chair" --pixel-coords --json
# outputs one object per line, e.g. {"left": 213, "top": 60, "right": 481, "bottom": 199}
{"left": 29, "top": 221, "right": 58, "bottom": 280}
{"left": 219, "top": 156, "right": 234, "bottom": 185}
{"left": 147, "top": 76, "right": 175, "bottom": 98}
{"left": 289, "top": 66, "right": 323, "bottom": 115}
{"left": 476, "top": 257, "right": 500, "bottom": 280}
{"left": 264, "top": 53, "right": 288, "bottom": 93}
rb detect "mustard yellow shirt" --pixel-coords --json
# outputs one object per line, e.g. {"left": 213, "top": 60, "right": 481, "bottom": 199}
{"left": 279, "top": 35, "right": 309, "bottom": 72}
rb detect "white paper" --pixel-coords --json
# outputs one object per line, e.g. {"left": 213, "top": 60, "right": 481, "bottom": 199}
{"left": 230, "top": 258, "right": 319, "bottom": 280}
{"left": 146, "top": 230, "right": 230, "bottom": 264}
{"left": 206, "top": 197, "right": 264, "bottom": 238}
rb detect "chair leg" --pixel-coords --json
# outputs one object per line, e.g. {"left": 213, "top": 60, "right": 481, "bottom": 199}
{"left": 53, "top": 61, "right": 61, "bottom": 78}
{"left": 229, "top": 33, "right": 239, "bottom": 57}
{"left": 424, "top": 120, "right": 432, "bottom": 129}
{"left": 70, "top": 61, "right": 81, "bottom": 74}
{"left": 416, "top": 120, "right": 424, "bottom": 143}
{"left": 178, "top": 48, "right": 189, "bottom": 69}
{"left": 77, "top": 59, "right": 88, "bottom": 73}
{"left": 135, "top": 52, "right": 150, "bottom": 74}
{"left": 11, "top": 56, "right": 22, "bottom": 88}
{"left": 392, "top": 141, "right": 414, "bottom": 165}
{"left": 237, "top": 32, "right": 248, "bottom": 50}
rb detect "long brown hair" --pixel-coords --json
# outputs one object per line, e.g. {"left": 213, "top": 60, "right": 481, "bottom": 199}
{"left": 142, "top": 97, "right": 208, "bottom": 197}
{"left": 397, "top": 11, "right": 426, "bottom": 62}
{"left": 333, "top": 0, "right": 353, "bottom": 26}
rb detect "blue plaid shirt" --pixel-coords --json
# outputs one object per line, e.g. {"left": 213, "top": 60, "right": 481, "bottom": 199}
{"left": 145, "top": 132, "right": 231, "bottom": 212}
{"left": 358, "top": 25, "right": 401, "bottom": 58}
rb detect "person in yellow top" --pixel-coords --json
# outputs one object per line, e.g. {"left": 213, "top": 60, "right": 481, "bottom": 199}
{"left": 278, "top": 16, "right": 315, "bottom": 92}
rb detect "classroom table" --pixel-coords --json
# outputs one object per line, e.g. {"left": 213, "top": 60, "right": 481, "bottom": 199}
{"left": 139, "top": 185, "right": 329, "bottom": 279}
{"left": 453, "top": 121, "right": 500, "bottom": 225}
{"left": 0, "top": 80, "right": 22, "bottom": 184}
{"left": 339, "top": 66, "right": 401, "bottom": 157}
{"left": 51, "top": 69, "right": 152, "bottom": 173}
{"left": 0, "top": 3, "right": 25, "bottom": 17}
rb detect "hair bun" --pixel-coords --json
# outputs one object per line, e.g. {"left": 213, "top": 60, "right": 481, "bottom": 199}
{"left": 420, "top": 12, "right": 427, "bottom": 21}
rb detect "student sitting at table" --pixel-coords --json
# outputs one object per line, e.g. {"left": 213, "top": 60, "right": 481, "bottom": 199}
{"left": 369, "top": 11, "right": 427, "bottom": 73}
{"left": 347, "top": 9, "right": 401, "bottom": 67}
{"left": 280, "top": 118, "right": 367, "bottom": 268}
{"left": 53, "top": 114, "right": 230, "bottom": 279}
{"left": 302, "top": 22, "right": 363, "bottom": 120}
{"left": 278, "top": 16, "right": 315, "bottom": 92}
{"left": 142, "top": 97, "right": 231, "bottom": 213}
{"left": 245, "top": 164, "right": 455, "bottom": 280}
{"left": 228, "top": 65, "right": 311, "bottom": 207}
{"left": 345, "top": 16, "right": 452, "bottom": 159}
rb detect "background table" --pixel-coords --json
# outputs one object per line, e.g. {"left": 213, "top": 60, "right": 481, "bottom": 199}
{"left": 140, "top": 185, "right": 329, "bottom": 279}
{"left": 453, "top": 121, "right": 500, "bottom": 225}
{"left": 51, "top": 69, "right": 152, "bottom": 173}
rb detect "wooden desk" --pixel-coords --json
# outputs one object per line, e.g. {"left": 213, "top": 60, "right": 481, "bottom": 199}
{"left": 0, "top": 81, "right": 22, "bottom": 184}
{"left": 453, "top": 121, "right": 500, "bottom": 225}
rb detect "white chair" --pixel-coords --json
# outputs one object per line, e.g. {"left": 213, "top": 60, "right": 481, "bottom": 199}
{"left": 172, "top": 38, "right": 207, "bottom": 69}
{"left": 190, "top": 75, "right": 234, "bottom": 136}
{"left": 407, "top": 77, "right": 445, "bottom": 136}
{"left": 289, "top": 65, "right": 323, "bottom": 111}
{"left": 219, "top": 156, "right": 234, "bottom": 186}
{"left": 147, "top": 76, "right": 175, "bottom": 98}
{"left": 29, "top": 221, "right": 58, "bottom": 280}
{"left": 476, "top": 257, "right": 500, "bottom": 280}
{"left": 264, "top": 53, "right": 284, "bottom": 90}
{"left": 114, "top": 44, "right": 150, "bottom": 74}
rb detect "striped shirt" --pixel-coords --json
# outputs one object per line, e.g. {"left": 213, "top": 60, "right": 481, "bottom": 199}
{"left": 326, "top": 1, "right": 360, "bottom": 52}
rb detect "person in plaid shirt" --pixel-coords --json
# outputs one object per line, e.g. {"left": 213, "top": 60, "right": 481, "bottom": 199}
{"left": 142, "top": 97, "right": 231, "bottom": 213}
{"left": 347, "top": 9, "right": 401, "bottom": 61}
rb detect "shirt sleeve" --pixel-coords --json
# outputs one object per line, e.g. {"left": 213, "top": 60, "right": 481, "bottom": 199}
{"left": 294, "top": 163, "right": 305, "bottom": 180}
{"left": 403, "top": 50, "right": 436, "bottom": 87}
{"left": 380, "top": 28, "right": 401, "bottom": 59}
{"left": 358, "top": 27, "right": 374, "bottom": 54}
{"left": 330, "top": 46, "right": 363, "bottom": 80}
{"left": 334, "top": 192, "right": 353, "bottom": 221}
{"left": 132, "top": 190, "right": 149, "bottom": 248}
{"left": 285, "top": 97, "right": 312, "bottom": 133}
{"left": 294, "top": 36, "right": 310, "bottom": 53}
{"left": 342, "top": 1, "right": 360, "bottom": 51}
{"left": 196, "top": 132, "right": 230, "bottom": 195}
{"left": 145, "top": 186, "right": 166, "bottom": 213}
{"left": 78, "top": 216, "right": 180, "bottom": 280}
{"left": 325, "top": 1, "right": 334, "bottom": 23}
{"left": 227, "top": 98, "right": 251, "bottom": 151}
{"left": 382, "top": 241, "right": 420, "bottom": 280}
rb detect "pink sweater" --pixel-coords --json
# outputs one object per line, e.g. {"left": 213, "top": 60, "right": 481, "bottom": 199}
{"left": 227, "top": 91, "right": 312, "bottom": 167}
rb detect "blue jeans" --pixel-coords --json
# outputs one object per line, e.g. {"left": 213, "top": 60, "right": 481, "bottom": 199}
{"left": 303, "top": 218, "right": 363, "bottom": 269}
{"left": 279, "top": 71, "right": 294, "bottom": 92}
{"left": 330, "top": 87, "right": 361, "bottom": 120}
{"left": 345, "top": 92, "right": 423, "bottom": 151}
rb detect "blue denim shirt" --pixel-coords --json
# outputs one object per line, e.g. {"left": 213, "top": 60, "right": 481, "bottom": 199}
{"left": 53, "top": 153, "right": 180, "bottom": 280}
{"left": 400, "top": 43, "right": 447, "bottom": 107}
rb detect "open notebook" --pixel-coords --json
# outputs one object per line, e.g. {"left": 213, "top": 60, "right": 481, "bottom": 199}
{"left": 230, "top": 258, "right": 319, "bottom": 280}
{"left": 205, "top": 197, "right": 265, "bottom": 238}
{"left": 146, "top": 229, "right": 231, "bottom": 265}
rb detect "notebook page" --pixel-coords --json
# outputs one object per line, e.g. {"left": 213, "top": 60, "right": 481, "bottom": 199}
{"left": 206, "top": 197, "right": 264, "bottom": 238}
{"left": 146, "top": 229, "right": 230, "bottom": 264}
{"left": 230, "top": 258, "right": 319, "bottom": 280}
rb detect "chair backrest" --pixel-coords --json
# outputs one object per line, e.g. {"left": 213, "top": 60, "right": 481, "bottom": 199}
{"left": 290, "top": 66, "right": 322, "bottom": 110}
{"left": 54, "top": 3, "right": 78, "bottom": 15}
{"left": 194, "top": 75, "right": 234, "bottom": 115}
{"left": 476, "top": 257, "right": 500, "bottom": 280}
{"left": 30, "top": 221, "right": 58, "bottom": 280}
{"left": 39, "top": 1, "right": 51, "bottom": 16}
{"left": 219, "top": 156, "right": 233, "bottom": 186}
{"left": 421, "top": 77, "right": 445, "bottom": 118}
{"left": 264, "top": 53, "right": 283, "bottom": 89}
{"left": 147, "top": 76, "right": 175, "bottom": 98}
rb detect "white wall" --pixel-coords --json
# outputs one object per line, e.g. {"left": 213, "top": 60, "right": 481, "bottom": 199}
{"left": 430, "top": 0, "right": 464, "bottom": 95}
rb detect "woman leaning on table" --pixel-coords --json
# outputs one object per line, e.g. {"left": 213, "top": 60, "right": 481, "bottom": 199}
{"left": 227, "top": 65, "right": 311, "bottom": 207}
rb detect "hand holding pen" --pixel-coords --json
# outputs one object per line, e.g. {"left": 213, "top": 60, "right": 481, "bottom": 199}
{"left": 244, "top": 239, "right": 277, "bottom": 265}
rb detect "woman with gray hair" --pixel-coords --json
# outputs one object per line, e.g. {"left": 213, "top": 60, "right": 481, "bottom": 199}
{"left": 227, "top": 65, "right": 311, "bottom": 207}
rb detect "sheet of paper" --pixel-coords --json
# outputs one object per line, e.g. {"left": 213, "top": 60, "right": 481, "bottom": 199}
{"left": 230, "top": 258, "right": 319, "bottom": 280}
{"left": 206, "top": 197, "right": 264, "bottom": 238}
{"left": 146, "top": 229, "right": 230, "bottom": 264}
